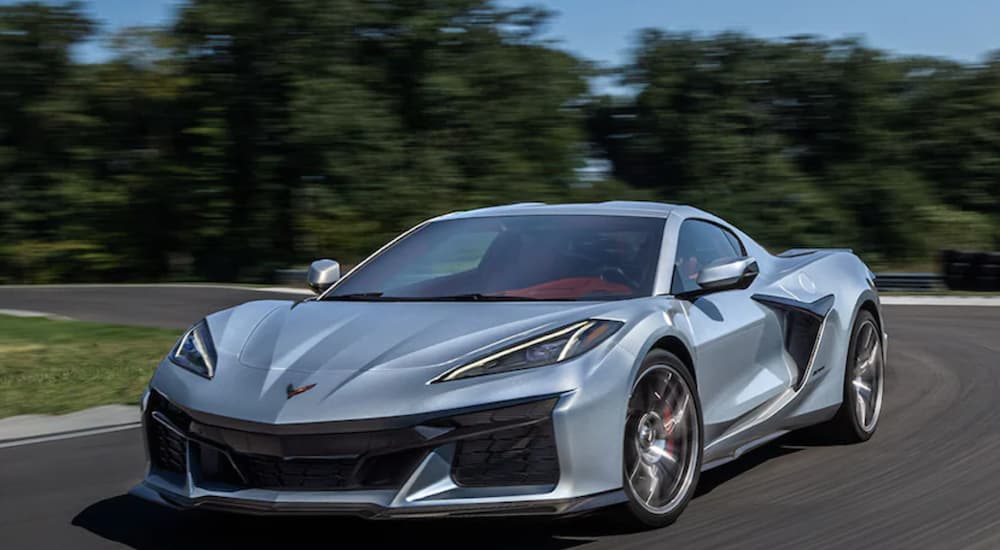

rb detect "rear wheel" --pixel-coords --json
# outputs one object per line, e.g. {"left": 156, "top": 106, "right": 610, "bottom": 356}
{"left": 822, "top": 310, "right": 885, "bottom": 442}
{"left": 619, "top": 350, "right": 703, "bottom": 528}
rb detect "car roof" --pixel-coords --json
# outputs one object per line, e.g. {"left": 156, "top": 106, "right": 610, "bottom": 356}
{"left": 435, "top": 201, "right": 710, "bottom": 221}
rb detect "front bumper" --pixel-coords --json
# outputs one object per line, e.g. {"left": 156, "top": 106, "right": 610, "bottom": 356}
{"left": 135, "top": 389, "right": 626, "bottom": 517}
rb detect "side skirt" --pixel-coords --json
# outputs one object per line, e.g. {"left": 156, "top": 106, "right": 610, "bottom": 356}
{"left": 701, "top": 404, "right": 840, "bottom": 471}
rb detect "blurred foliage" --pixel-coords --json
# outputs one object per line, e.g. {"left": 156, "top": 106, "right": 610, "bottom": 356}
{"left": 0, "top": 2, "right": 998, "bottom": 282}
{"left": 594, "top": 31, "right": 1000, "bottom": 267}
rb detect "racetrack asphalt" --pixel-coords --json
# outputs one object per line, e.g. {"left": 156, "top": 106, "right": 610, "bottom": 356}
{"left": 1, "top": 286, "right": 999, "bottom": 549}
{"left": 0, "top": 285, "right": 307, "bottom": 329}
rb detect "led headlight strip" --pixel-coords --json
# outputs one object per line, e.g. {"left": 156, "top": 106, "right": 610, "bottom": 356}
{"left": 168, "top": 319, "right": 217, "bottom": 379}
{"left": 432, "top": 319, "right": 622, "bottom": 383}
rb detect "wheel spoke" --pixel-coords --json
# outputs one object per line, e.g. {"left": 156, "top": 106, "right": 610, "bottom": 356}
{"left": 629, "top": 461, "right": 658, "bottom": 503}
{"left": 628, "top": 454, "right": 643, "bottom": 481}
{"left": 647, "top": 445, "right": 677, "bottom": 464}
{"left": 857, "top": 324, "right": 879, "bottom": 367}
{"left": 650, "top": 456, "right": 677, "bottom": 503}
{"left": 671, "top": 394, "right": 690, "bottom": 427}
{"left": 670, "top": 416, "right": 688, "bottom": 440}
{"left": 862, "top": 323, "right": 875, "bottom": 356}
{"left": 856, "top": 354, "right": 871, "bottom": 374}
{"left": 857, "top": 340, "right": 880, "bottom": 375}
{"left": 645, "top": 467, "right": 660, "bottom": 503}
{"left": 854, "top": 377, "right": 872, "bottom": 427}
{"left": 856, "top": 392, "right": 867, "bottom": 426}
{"left": 653, "top": 371, "right": 674, "bottom": 411}
{"left": 628, "top": 457, "right": 644, "bottom": 481}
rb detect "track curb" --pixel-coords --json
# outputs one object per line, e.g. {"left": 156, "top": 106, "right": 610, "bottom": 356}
{"left": 0, "top": 405, "right": 141, "bottom": 448}
{"left": 880, "top": 296, "right": 1000, "bottom": 306}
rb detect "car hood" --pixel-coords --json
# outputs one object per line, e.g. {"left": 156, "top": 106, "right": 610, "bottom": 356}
{"left": 159, "top": 298, "right": 643, "bottom": 424}
{"left": 212, "top": 299, "right": 627, "bottom": 377}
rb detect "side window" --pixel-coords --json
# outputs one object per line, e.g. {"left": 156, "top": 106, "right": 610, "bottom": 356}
{"left": 671, "top": 220, "right": 743, "bottom": 295}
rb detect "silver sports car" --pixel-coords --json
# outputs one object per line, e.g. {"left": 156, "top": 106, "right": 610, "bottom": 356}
{"left": 132, "top": 201, "right": 886, "bottom": 527}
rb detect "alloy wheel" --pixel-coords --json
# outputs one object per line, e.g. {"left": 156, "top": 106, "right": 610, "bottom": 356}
{"left": 625, "top": 365, "right": 700, "bottom": 514}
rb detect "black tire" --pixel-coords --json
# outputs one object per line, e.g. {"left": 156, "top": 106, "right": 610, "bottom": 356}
{"left": 819, "top": 310, "right": 885, "bottom": 443}
{"left": 616, "top": 349, "right": 703, "bottom": 529}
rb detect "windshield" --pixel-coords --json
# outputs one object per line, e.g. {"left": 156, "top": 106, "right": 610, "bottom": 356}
{"left": 326, "top": 215, "right": 665, "bottom": 301}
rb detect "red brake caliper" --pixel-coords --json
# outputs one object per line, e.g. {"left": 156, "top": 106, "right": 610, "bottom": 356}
{"left": 662, "top": 403, "right": 675, "bottom": 455}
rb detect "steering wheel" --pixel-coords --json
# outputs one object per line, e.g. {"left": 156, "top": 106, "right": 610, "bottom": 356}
{"left": 598, "top": 266, "right": 640, "bottom": 290}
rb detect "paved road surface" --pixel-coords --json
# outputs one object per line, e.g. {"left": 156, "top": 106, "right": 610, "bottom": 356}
{"left": 0, "top": 285, "right": 305, "bottom": 329}
{"left": 1, "top": 286, "right": 998, "bottom": 549}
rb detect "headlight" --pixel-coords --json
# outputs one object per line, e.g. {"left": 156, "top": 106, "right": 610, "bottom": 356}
{"left": 168, "top": 319, "right": 217, "bottom": 379}
{"left": 432, "top": 319, "right": 623, "bottom": 383}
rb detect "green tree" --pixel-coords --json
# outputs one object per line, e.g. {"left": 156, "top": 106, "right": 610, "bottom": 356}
{"left": 1, "top": 3, "right": 999, "bottom": 283}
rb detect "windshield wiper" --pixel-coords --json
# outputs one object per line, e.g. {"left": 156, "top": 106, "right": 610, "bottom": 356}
{"left": 322, "top": 292, "right": 388, "bottom": 301}
{"left": 325, "top": 292, "right": 577, "bottom": 302}
{"left": 418, "top": 293, "right": 567, "bottom": 302}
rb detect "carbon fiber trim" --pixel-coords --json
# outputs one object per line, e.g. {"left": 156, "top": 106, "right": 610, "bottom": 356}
{"left": 751, "top": 293, "right": 835, "bottom": 320}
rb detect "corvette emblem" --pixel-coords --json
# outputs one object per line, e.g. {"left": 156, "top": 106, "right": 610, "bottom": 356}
{"left": 286, "top": 383, "right": 316, "bottom": 399}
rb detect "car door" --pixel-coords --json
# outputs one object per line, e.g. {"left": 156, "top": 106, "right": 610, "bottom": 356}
{"left": 671, "top": 220, "right": 791, "bottom": 451}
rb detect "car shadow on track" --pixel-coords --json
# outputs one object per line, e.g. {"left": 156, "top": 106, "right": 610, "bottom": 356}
{"left": 72, "top": 437, "right": 807, "bottom": 549}
{"left": 694, "top": 435, "right": 802, "bottom": 497}
{"left": 72, "top": 495, "right": 611, "bottom": 550}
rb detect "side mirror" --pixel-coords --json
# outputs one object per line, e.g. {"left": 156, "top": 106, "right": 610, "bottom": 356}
{"left": 307, "top": 259, "right": 341, "bottom": 294}
{"left": 697, "top": 256, "right": 759, "bottom": 291}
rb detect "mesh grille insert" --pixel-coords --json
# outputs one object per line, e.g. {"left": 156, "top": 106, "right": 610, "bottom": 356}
{"left": 452, "top": 420, "right": 559, "bottom": 487}
{"left": 232, "top": 455, "right": 357, "bottom": 490}
{"left": 150, "top": 420, "right": 187, "bottom": 474}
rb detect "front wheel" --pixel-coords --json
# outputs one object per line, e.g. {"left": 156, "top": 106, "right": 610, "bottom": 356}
{"left": 619, "top": 350, "right": 703, "bottom": 528}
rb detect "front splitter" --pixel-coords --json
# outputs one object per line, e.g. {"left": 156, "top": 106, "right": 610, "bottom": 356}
{"left": 130, "top": 482, "right": 625, "bottom": 519}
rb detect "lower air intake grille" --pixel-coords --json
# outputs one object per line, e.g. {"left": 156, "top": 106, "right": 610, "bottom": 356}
{"left": 451, "top": 420, "right": 559, "bottom": 487}
{"left": 145, "top": 390, "right": 560, "bottom": 490}
{"left": 146, "top": 391, "right": 191, "bottom": 475}
{"left": 150, "top": 420, "right": 187, "bottom": 474}
{"left": 232, "top": 455, "right": 357, "bottom": 490}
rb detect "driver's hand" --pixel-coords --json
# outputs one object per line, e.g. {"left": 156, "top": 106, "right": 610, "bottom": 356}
{"left": 684, "top": 257, "right": 700, "bottom": 279}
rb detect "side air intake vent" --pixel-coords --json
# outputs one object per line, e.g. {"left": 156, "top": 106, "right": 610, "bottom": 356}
{"left": 783, "top": 310, "right": 824, "bottom": 388}
{"left": 752, "top": 293, "right": 835, "bottom": 389}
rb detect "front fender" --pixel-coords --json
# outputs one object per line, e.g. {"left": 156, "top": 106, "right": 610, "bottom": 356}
{"left": 627, "top": 298, "right": 698, "bottom": 386}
